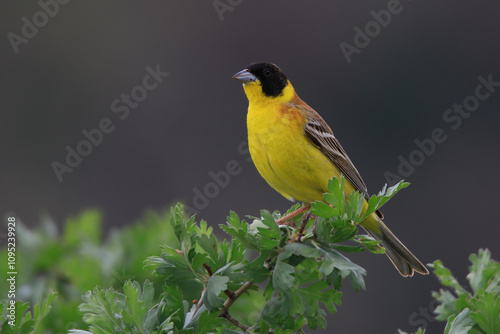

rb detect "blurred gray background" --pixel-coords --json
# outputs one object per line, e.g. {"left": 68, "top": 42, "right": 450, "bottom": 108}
{"left": 2, "top": 0, "right": 500, "bottom": 332}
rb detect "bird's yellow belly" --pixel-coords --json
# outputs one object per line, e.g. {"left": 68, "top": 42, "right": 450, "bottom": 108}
{"left": 248, "top": 105, "right": 350, "bottom": 204}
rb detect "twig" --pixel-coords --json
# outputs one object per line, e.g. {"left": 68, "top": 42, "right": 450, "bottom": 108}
{"left": 219, "top": 311, "right": 251, "bottom": 332}
{"left": 224, "top": 289, "right": 235, "bottom": 299}
{"left": 221, "top": 281, "right": 253, "bottom": 313}
{"left": 194, "top": 289, "right": 205, "bottom": 313}
{"left": 203, "top": 262, "right": 255, "bottom": 329}
{"left": 296, "top": 211, "right": 312, "bottom": 242}
{"left": 216, "top": 281, "right": 254, "bottom": 332}
{"left": 203, "top": 263, "right": 213, "bottom": 276}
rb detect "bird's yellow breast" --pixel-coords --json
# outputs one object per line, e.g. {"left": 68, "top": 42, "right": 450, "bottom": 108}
{"left": 244, "top": 82, "right": 343, "bottom": 203}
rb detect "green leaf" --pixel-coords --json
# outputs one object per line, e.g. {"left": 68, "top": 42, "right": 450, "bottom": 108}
{"left": 204, "top": 276, "right": 229, "bottom": 311}
{"left": 32, "top": 292, "right": 58, "bottom": 332}
{"left": 158, "top": 284, "right": 186, "bottom": 329}
{"left": 184, "top": 303, "right": 207, "bottom": 330}
{"left": 360, "top": 180, "right": 410, "bottom": 221}
{"left": 467, "top": 249, "right": 500, "bottom": 295}
{"left": 195, "top": 311, "right": 225, "bottom": 334}
{"left": 220, "top": 212, "right": 259, "bottom": 251}
{"left": 432, "top": 289, "right": 458, "bottom": 321}
{"left": 329, "top": 223, "right": 357, "bottom": 244}
{"left": 280, "top": 242, "right": 323, "bottom": 260}
{"left": 348, "top": 269, "right": 366, "bottom": 292}
{"left": 297, "top": 280, "right": 341, "bottom": 315}
{"left": 330, "top": 244, "right": 365, "bottom": 253}
{"left": 325, "top": 176, "right": 345, "bottom": 211}
{"left": 354, "top": 234, "right": 384, "bottom": 254}
{"left": 252, "top": 210, "right": 282, "bottom": 250}
{"left": 197, "top": 234, "right": 219, "bottom": 260}
{"left": 258, "top": 319, "right": 271, "bottom": 334}
{"left": 10, "top": 301, "right": 32, "bottom": 334}
{"left": 470, "top": 292, "right": 500, "bottom": 334}
{"left": 311, "top": 202, "right": 338, "bottom": 218}
{"left": 146, "top": 246, "right": 199, "bottom": 282}
{"left": 245, "top": 251, "right": 272, "bottom": 283}
{"left": 430, "top": 260, "right": 468, "bottom": 295}
{"left": 192, "top": 253, "right": 210, "bottom": 273}
{"left": 122, "top": 280, "right": 155, "bottom": 331}
{"left": 444, "top": 308, "right": 474, "bottom": 334}
{"left": 273, "top": 260, "right": 295, "bottom": 293}
{"left": 346, "top": 190, "right": 365, "bottom": 220}
{"left": 317, "top": 244, "right": 366, "bottom": 281}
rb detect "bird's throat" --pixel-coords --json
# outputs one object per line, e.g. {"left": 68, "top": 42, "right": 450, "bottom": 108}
{"left": 243, "top": 80, "right": 296, "bottom": 107}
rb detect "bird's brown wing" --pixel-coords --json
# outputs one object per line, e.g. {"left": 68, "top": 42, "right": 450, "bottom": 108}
{"left": 299, "top": 105, "right": 370, "bottom": 200}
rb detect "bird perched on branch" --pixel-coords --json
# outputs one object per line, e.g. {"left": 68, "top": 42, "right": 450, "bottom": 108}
{"left": 233, "top": 62, "right": 428, "bottom": 277}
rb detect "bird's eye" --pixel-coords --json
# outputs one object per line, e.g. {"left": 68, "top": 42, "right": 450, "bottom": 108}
{"left": 263, "top": 69, "right": 271, "bottom": 77}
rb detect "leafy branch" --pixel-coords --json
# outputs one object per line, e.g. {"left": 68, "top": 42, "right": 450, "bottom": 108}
{"left": 94, "top": 175, "right": 406, "bottom": 333}
{"left": 3, "top": 175, "right": 499, "bottom": 333}
{"left": 430, "top": 249, "right": 500, "bottom": 334}
{"left": 0, "top": 293, "right": 57, "bottom": 334}
{"left": 0, "top": 176, "right": 412, "bottom": 333}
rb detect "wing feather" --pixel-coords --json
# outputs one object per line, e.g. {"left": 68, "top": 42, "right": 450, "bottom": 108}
{"left": 301, "top": 107, "right": 370, "bottom": 199}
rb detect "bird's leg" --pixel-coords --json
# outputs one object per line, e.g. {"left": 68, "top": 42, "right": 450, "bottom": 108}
{"left": 290, "top": 211, "right": 318, "bottom": 242}
{"left": 276, "top": 204, "right": 311, "bottom": 226}
{"left": 296, "top": 211, "right": 311, "bottom": 242}
{"left": 311, "top": 215, "right": 318, "bottom": 237}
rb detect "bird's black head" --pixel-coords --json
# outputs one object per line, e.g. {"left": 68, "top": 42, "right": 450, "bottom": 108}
{"left": 242, "top": 62, "right": 288, "bottom": 97}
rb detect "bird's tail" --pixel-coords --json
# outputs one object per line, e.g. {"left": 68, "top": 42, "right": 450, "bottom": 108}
{"left": 360, "top": 215, "right": 428, "bottom": 277}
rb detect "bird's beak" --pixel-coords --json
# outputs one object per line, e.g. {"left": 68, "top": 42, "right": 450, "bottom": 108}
{"left": 232, "top": 69, "right": 257, "bottom": 83}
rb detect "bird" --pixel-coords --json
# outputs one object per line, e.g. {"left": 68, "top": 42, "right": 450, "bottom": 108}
{"left": 232, "top": 62, "right": 428, "bottom": 277}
